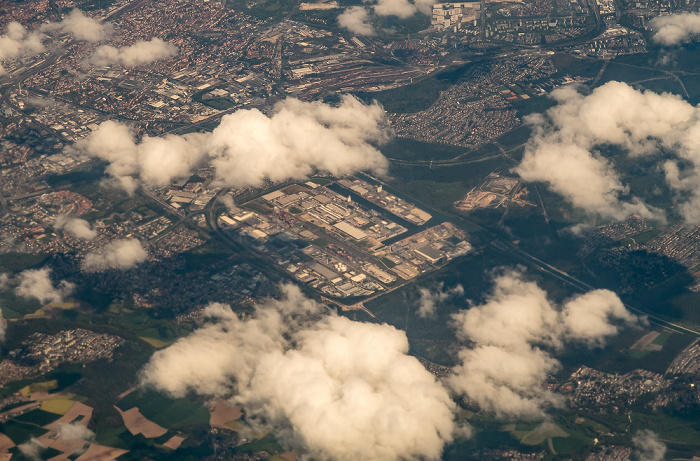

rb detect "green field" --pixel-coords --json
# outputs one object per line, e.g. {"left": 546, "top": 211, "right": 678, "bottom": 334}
{"left": 236, "top": 433, "right": 284, "bottom": 455}
{"left": 0, "top": 400, "right": 35, "bottom": 413}
{"left": 117, "top": 389, "right": 209, "bottom": 429}
{"left": 0, "top": 420, "right": 48, "bottom": 444}
{"left": 550, "top": 53, "right": 605, "bottom": 79}
{"left": 598, "top": 62, "right": 660, "bottom": 86}
{"left": 13, "top": 408, "right": 62, "bottom": 426}
{"left": 599, "top": 411, "right": 700, "bottom": 445}
{"left": 358, "top": 63, "right": 476, "bottom": 114}
{"left": 620, "top": 228, "right": 663, "bottom": 246}
{"left": 444, "top": 419, "right": 523, "bottom": 460}
{"left": 358, "top": 75, "right": 450, "bottom": 114}
{"left": 3, "top": 40, "right": 700, "bottom": 461}
{"left": 386, "top": 153, "right": 507, "bottom": 214}
{"left": 94, "top": 426, "right": 130, "bottom": 449}
{"left": 520, "top": 422, "right": 569, "bottom": 445}
{"left": 226, "top": 0, "right": 298, "bottom": 20}
{"left": 365, "top": 246, "right": 580, "bottom": 365}
{"left": 0, "top": 252, "right": 49, "bottom": 273}
{"left": 551, "top": 435, "right": 589, "bottom": 454}
{"left": 0, "top": 291, "right": 42, "bottom": 319}
{"left": 380, "top": 137, "right": 466, "bottom": 162}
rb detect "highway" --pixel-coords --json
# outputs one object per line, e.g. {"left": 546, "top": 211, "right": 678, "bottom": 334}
{"left": 495, "top": 240, "right": 700, "bottom": 336}
{"left": 360, "top": 173, "right": 700, "bottom": 337}
{"left": 0, "top": 0, "right": 156, "bottom": 143}
{"left": 1, "top": 0, "right": 697, "bottom": 338}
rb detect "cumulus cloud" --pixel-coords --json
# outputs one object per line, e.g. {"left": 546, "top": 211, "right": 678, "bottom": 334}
{"left": 0, "top": 10, "right": 111, "bottom": 75}
{"left": 560, "top": 289, "right": 639, "bottom": 347}
{"left": 633, "top": 430, "right": 667, "bottom": 461}
{"left": 650, "top": 12, "right": 700, "bottom": 45}
{"left": 374, "top": 0, "right": 419, "bottom": 18}
{"left": 368, "top": 0, "right": 433, "bottom": 18}
{"left": 75, "top": 120, "right": 207, "bottom": 194}
{"left": 83, "top": 238, "right": 147, "bottom": 271}
{"left": 15, "top": 268, "right": 75, "bottom": 305}
{"left": 448, "top": 269, "right": 638, "bottom": 418}
{"left": 335, "top": 0, "right": 432, "bottom": 36}
{"left": 40, "top": 9, "right": 112, "bottom": 42}
{"left": 515, "top": 81, "right": 700, "bottom": 222}
{"left": 413, "top": 0, "right": 435, "bottom": 15}
{"left": 338, "top": 7, "right": 375, "bottom": 36}
{"left": 89, "top": 38, "right": 177, "bottom": 67}
{"left": 141, "top": 285, "right": 458, "bottom": 460}
{"left": 0, "top": 22, "right": 45, "bottom": 75}
{"left": 56, "top": 422, "right": 95, "bottom": 442}
{"left": 55, "top": 215, "right": 97, "bottom": 240}
{"left": 76, "top": 96, "right": 390, "bottom": 193}
{"left": 417, "top": 283, "right": 464, "bottom": 318}
{"left": 18, "top": 438, "right": 46, "bottom": 460}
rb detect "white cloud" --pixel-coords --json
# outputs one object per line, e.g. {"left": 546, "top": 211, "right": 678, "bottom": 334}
{"left": 76, "top": 96, "right": 390, "bottom": 193}
{"left": 369, "top": 0, "right": 434, "bottom": 18}
{"left": 650, "top": 12, "right": 700, "bottom": 45}
{"left": 15, "top": 268, "right": 75, "bottom": 305}
{"left": 560, "top": 289, "right": 639, "bottom": 348}
{"left": 55, "top": 215, "right": 97, "bottom": 240}
{"left": 633, "top": 430, "right": 667, "bottom": 461}
{"left": 413, "top": 0, "right": 435, "bottom": 14}
{"left": 0, "top": 22, "right": 45, "bottom": 75}
{"left": 0, "top": 10, "right": 112, "bottom": 75}
{"left": 417, "top": 283, "right": 464, "bottom": 318}
{"left": 450, "top": 344, "right": 563, "bottom": 418}
{"left": 56, "top": 422, "right": 95, "bottom": 442}
{"left": 83, "top": 238, "right": 147, "bottom": 271}
{"left": 40, "top": 9, "right": 113, "bottom": 42}
{"left": 448, "top": 269, "right": 638, "bottom": 418}
{"left": 515, "top": 81, "right": 700, "bottom": 222}
{"left": 373, "top": 0, "right": 419, "bottom": 18}
{"left": 18, "top": 438, "right": 45, "bottom": 460}
{"left": 516, "top": 139, "right": 660, "bottom": 221}
{"left": 89, "top": 38, "right": 177, "bottom": 67}
{"left": 338, "top": 7, "right": 375, "bottom": 36}
{"left": 141, "top": 285, "right": 458, "bottom": 460}
{"left": 336, "top": 0, "right": 433, "bottom": 35}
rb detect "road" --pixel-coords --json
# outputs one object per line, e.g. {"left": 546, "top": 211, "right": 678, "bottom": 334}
{"left": 387, "top": 139, "right": 527, "bottom": 168}
{"left": 495, "top": 240, "right": 700, "bottom": 336}
{"left": 359, "top": 173, "right": 700, "bottom": 337}
{"left": 0, "top": 0, "right": 155, "bottom": 143}
{"left": 2, "top": 0, "right": 697, "bottom": 337}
